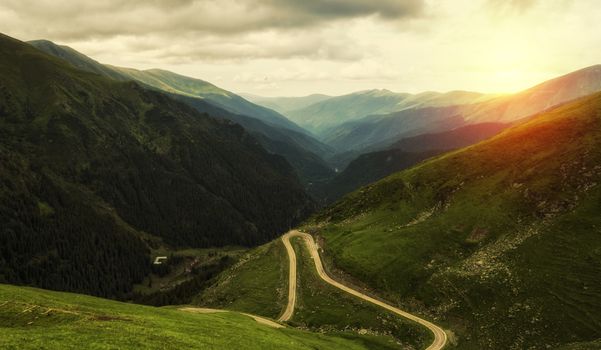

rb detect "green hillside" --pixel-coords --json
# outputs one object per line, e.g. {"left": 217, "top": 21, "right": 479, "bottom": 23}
{"left": 29, "top": 40, "right": 335, "bottom": 186}
{"left": 107, "top": 67, "right": 307, "bottom": 135}
{"left": 309, "top": 92, "right": 601, "bottom": 349}
{"left": 173, "top": 94, "right": 334, "bottom": 187}
{"left": 321, "top": 149, "right": 439, "bottom": 202}
{"left": 195, "top": 241, "right": 290, "bottom": 319}
{"left": 194, "top": 238, "right": 432, "bottom": 349}
{"left": 318, "top": 123, "right": 509, "bottom": 202}
{"left": 111, "top": 67, "right": 228, "bottom": 97}
{"left": 0, "top": 284, "right": 394, "bottom": 350}
{"left": 287, "top": 237, "right": 432, "bottom": 349}
{"left": 0, "top": 33, "right": 312, "bottom": 297}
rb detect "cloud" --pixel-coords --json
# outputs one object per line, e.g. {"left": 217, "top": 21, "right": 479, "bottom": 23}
{"left": 148, "top": 30, "right": 364, "bottom": 63}
{"left": 264, "top": 0, "right": 424, "bottom": 22}
{"left": 0, "top": 0, "right": 425, "bottom": 40}
{"left": 2, "top": 0, "right": 597, "bottom": 97}
{"left": 0, "top": 0, "right": 423, "bottom": 64}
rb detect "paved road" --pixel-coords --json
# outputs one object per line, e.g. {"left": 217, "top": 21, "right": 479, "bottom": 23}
{"left": 278, "top": 230, "right": 447, "bottom": 350}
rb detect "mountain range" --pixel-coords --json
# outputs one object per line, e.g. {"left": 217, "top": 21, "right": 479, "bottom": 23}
{"left": 262, "top": 89, "right": 491, "bottom": 134}
{"left": 175, "top": 90, "right": 601, "bottom": 349}
{"left": 0, "top": 33, "right": 312, "bottom": 297}
{"left": 241, "top": 93, "right": 333, "bottom": 115}
{"left": 29, "top": 40, "right": 335, "bottom": 187}
{"left": 30, "top": 40, "right": 601, "bottom": 203}
{"left": 310, "top": 92, "right": 601, "bottom": 349}
{"left": 316, "top": 65, "right": 601, "bottom": 153}
{"left": 244, "top": 65, "right": 601, "bottom": 202}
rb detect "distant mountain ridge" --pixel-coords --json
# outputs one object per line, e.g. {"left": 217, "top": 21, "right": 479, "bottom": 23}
{"left": 241, "top": 93, "right": 332, "bottom": 114}
{"left": 267, "top": 89, "right": 491, "bottom": 134}
{"left": 325, "top": 65, "right": 601, "bottom": 153}
{"left": 28, "top": 39, "right": 335, "bottom": 186}
{"left": 322, "top": 104, "right": 468, "bottom": 151}
{"left": 109, "top": 66, "right": 308, "bottom": 134}
{"left": 29, "top": 40, "right": 303, "bottom": 134}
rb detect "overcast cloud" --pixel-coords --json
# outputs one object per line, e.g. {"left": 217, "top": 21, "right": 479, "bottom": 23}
{"left": 0, "top": 0, "right": 424, "bottom": 39}
{"left": 1, "top": 0, "right": 599, "bottom": 96}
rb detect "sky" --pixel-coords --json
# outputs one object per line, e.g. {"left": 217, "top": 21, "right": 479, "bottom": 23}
{"left": 1, "top": 0, "right": 600, "bottom": 97}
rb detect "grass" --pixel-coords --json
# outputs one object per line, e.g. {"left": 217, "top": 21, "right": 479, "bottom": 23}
{"left": 194, "top": 236, "right": 434, "bottom": 350}
{"left": 0, "top": 283, "right": 397, "bottom": 350}
{"left": 308, "top": 93, "right": 601, "bottom": 349}
{"left": 289, "top": 237, "right": 432, "bottom": 350}
{"left": 193, "top": 241, "right": 289, "bottom": 318}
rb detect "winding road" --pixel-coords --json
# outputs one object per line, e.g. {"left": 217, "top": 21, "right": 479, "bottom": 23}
{"left": 278, "top": 230, "right": 447, "bottom": 350}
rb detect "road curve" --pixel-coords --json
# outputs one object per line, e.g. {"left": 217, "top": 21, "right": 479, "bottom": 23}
{"left": 278, "top": 231, "right": 297, "bottom": 322}
{"left": 278, "top": 230, "right": 447, "bottom": 350}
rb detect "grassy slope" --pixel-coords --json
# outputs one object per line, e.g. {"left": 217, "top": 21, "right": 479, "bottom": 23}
{"left": 309, "top": 93, "right": 601, "bottom": 349}
{"left": 321, "top": 149, "right": 440, "bottom": 203}
{"left": 193, "top": 241, "right": 289, "bottom": 319}
{"left": 289, "top": 237, "right": 432, "bottom": 350}
{"left": 195, "top": 238, "right": 433, "bottom": 350}
{"left": 0, "top": 284, "right": 387, "bottom": 350}
{"left": 112, "top": 67, "right": 228, "bottom": 97}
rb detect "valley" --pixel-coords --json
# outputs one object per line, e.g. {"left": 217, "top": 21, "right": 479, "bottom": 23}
{"left": 2, "top": 2, "right": 601, "bottom": 348}
{"left": 181, "top": 92, "right": 601, "bottom": 349}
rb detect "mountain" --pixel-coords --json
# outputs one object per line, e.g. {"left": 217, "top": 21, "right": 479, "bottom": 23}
{"left": 388, "top": 122, "right": 508, "bottom": 153}
{"left": 160, "top": 94, "right": 335, "bottom": 187}
{"left": 241, "top": 93, "right": 333, "bottom": 115}
{"left": 109, "top": 67, "right": 309, "bottom": 134}
{"left": 28, "top": 40, "right": 335, "bottom": 186}
{"left": 463, "top": 64, "right": 601, "bottom": 124}
{"left": 27, "top": 40, "right": 129, "bottom": 81}
{"left": 286, "top": 89, "right": 409, "bottom": 133}
{"left": 28, "top": 40, "right": 304, "bottom": 134}
{"left": 322, "top": 105, "right": 468, "bottom": 151}
{"left": 319, "top": 149, "right": 440, "bottom": 202}
{"left": 0, "top": 33, "right": 313, "bottom": 297}
{"left": 310, "top": 92, "right": 601, "bottom": 349}
{"left": 326, "top": 65, "right": 601, "bottom": 153}
{"left": 286, "top": 89, "right": 489, "bottom": 134}
{"left": 317, "top": 123, "right": 509, "bottom": 201}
